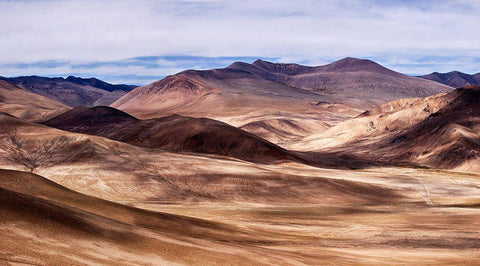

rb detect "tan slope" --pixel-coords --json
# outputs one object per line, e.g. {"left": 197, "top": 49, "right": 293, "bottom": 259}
{"left": 0, "top": 113, "right": 395, "bottom": 205}
{"left": 293, "top": 86, "right": 480, "bottom": 172}
{"left": 234, "top": 102, "right": 360, "bottom": 146}
{"left": 239, "top": 117, "right": 329, "bottom": 146}
{"left": 111, "top": 70, "right": 339, "bottom": 124}
{"left": 0, "top": 80, "right": 69, "bottom": 121}
{"left": 290, "top": 91, "right": 452, "bottom": 151}
{"left": 0, "top": 169, "right": 278, "bottom": 265}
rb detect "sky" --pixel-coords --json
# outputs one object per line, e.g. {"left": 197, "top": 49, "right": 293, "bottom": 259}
{"left": 0, "top": 0, "right": 479, "bottom": 85}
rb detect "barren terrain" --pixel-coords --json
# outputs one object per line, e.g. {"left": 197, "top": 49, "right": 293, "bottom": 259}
{"left": 0, "top": 59, "right": 479, "bottom": 265}
{"left": 111, "top": 58, "right": 451, "bottom": 146}
{"left": 0, "top": 80, "right": 69, "bottom": 121}
{"left": 2, "top": 105, "right": 480, "bottom": 264}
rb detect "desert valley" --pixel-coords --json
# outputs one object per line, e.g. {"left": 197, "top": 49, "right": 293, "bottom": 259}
{"left": 1, "top": 56, "right": 480, "bottom": 265}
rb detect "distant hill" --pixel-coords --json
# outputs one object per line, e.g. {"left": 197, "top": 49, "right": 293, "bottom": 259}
{"left": 419, "top": 71, "right": 480, "bottom": 88}
{"left": 0, "top": 76, "right": 137, "bottom": 107}
{"left": 0, "top": 80, "right": 69, "bottom": 121}
{"left": 64, "top": 76, "right": 136, "bottom": 92}
{"left": 43, "top": 106, "right": 301, "bottom": 163}
{"left": 293, "top": 86, "right": 480, "bottom": 172}
{"left": 112, "top": 57, "right": 452, "bottom": 121}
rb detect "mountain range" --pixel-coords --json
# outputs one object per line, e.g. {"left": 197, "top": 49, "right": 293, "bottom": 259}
{"left": 111, "top": 57, "right": 452, "bottom": 145}
{"left": 0, "top": 80, "right": 69, "bottom": 121}
{"left": 419, "top": 71, "right": 480, "bottom": 88}
{"left": 1, "top": 57, "right": 480, "bottom": 264}
{"left": 0, "top": 75, "right": 136, "bottom": 107}
{"left": 112, "top": 57, "right": 451, "bottom": 119}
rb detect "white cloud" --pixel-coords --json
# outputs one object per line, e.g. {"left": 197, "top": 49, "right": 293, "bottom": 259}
{"left": 0, "top": 0, "right": 479, "bottom": 82}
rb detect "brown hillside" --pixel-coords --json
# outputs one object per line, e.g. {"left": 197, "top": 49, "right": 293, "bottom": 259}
{"left": 0, "top": 80, "right": 69, "bottom": 121}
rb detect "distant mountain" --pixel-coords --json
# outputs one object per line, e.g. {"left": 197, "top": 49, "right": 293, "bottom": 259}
{"left": 112, "top": 57, "right": 452, "bottom": 122}
{"left": 270, "top": 57, "right": 451, "bottom": 102}
{"left": 0, "top": 80, "right": 69, "bottom": 121}
{"left": 419, "top": 71, "right": 480, "bottom": 88}
{"left": 0, "top": 76, "right": 137, "bottom": 107}
{"left": 64, "top": 76, "right": 137, "bottom": 92}
{"left": 43, "top": 106, "right": 301, "bottom": 163}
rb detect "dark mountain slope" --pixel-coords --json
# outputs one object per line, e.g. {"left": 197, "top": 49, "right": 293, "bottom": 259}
{"left": 305, "top": 86, "right": 480, "bottom": 171}
{"left": 43, "top": 107, "right": 300, "bottom": 163}
{"left": 65, "top": 76, "right": 136, "bottom": 92}
{"left": 419, "top": 71, "right": 480, "bottom": 88}
{"left": 387, "top": 86, "right": 480, "bottom": 169}
{"left": 0, "top": 75, "right": 137, "bottom": 107}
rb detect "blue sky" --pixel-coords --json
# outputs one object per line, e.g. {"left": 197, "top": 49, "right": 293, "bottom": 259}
{"left": 0, "top": 0, "right": 479, "bottom": 85}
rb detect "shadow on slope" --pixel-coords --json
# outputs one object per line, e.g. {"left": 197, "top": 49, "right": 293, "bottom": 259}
{"left": 0, "top": 168, "right": 274, "bottom": 265}
{"left": 310, "top": 86, "right": 480, "bottom": 171}
{"left": 43, "top": 106, "right": 304, "bottom": 164}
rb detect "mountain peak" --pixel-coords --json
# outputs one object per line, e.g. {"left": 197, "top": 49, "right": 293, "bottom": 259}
{"left": 252, "top": 59, "right": 269, "bottom": 65}
{"left": 43, "top": 106, "right": 139, "bottom": 128}
{"left": 337, "top": 56, "right": 364, "bottom": 62}
{"left": 65, "top": 76, "right": 97, "bottom": 82}
{"left": 419, "top": 71, "right": 480, "bottom": 88}
{"left": 332, "top": 57, "right": 382, "bottom": 68}
{"left": 319, "top": 57, "right": 399, "bottom": 75}
{"left": 64, "top": 76, "right": 136, "bottom": 92}
{"left": 252, "top": 59, "right": 315, "bottom": 75}
{"left": 252, "top": 59, "right": 300, "bottom": 67}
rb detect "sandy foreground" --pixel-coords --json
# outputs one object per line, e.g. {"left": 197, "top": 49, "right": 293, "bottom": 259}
{"left": 2, "top": 163, "right": 480, "bottom": 265}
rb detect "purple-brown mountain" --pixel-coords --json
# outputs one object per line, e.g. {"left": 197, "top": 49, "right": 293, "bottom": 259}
{"left": 419, "top": 71, "right": 480, "bottom": 88}
{"left": 0, "top": 76, "right": 137, "bottom": 107}
{"left": 112, "top": 57, "right": 453, "bottom": 122}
